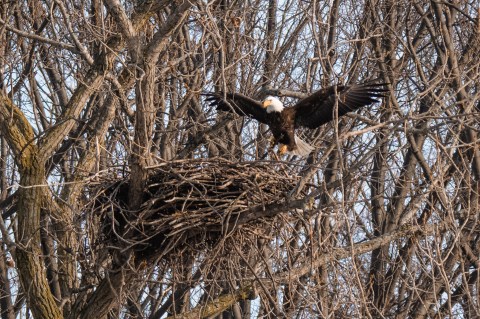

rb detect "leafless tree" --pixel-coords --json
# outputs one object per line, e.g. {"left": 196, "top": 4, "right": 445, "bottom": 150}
{"left": 0, "top": 0, "right": 479, "bottom": 318}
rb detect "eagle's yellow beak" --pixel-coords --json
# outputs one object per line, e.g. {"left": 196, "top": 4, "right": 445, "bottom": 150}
{"left": 262, "top": 99, "right": 272, "bottom": 108}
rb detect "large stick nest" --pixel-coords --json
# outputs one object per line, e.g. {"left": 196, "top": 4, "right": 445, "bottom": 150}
{"left": 89, "top": 158, "right": 303, "bottom": 262}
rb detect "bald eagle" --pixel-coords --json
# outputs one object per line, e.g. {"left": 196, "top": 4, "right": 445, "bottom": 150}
{"left": 204, "top": 81, "right": 387, "bottom": 157}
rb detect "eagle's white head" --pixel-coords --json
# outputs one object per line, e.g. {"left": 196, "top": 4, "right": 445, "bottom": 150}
{"left": 262, "top": 96, "right": 284, "bottom": 113}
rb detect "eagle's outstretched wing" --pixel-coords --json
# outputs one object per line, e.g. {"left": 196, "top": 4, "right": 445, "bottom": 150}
{"left": 293, "top": 81, "right": 387, "bottom": 129}
{"left": 203, "top": 92, "right": 271, "bottom": 124}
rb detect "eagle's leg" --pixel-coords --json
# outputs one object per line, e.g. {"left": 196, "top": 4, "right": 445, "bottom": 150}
{"left": 269, "top": 136, "right": 276, "bottom": 148}
{"left": 266, "top": 136, "right": 277, "bottom": 159}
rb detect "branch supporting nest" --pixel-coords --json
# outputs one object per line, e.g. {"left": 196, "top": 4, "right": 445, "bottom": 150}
{"left": 89, "top": 158, "right": 302, "bottom": 262}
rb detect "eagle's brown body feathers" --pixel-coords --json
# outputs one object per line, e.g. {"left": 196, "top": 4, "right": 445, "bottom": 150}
{"left": 204, "top": 80, "right": 387, "bottom": 156}
{"left": 269, "top": 108, "right": 296, "bottom": 151}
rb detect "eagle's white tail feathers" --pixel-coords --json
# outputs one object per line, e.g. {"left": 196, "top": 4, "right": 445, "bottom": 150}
{"left": 289, "top": 136, "right": 315, "bottom": 157}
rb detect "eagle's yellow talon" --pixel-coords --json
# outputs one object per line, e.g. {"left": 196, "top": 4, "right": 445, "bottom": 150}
{"left": 278, "top": 144, "right": 288, "bottom": 156}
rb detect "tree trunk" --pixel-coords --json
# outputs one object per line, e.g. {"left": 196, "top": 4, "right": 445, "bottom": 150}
{"left": 17, "top": 158, "right": 63, "bottom": 319}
